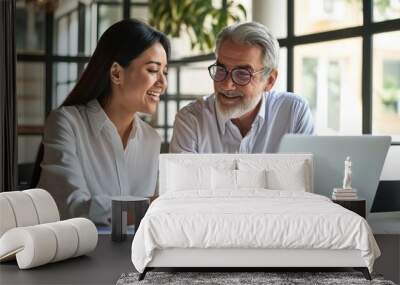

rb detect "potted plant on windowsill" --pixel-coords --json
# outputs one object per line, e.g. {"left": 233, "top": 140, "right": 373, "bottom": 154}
{"left": 149, "top": 0, "right": 247, "bottom": 58}
{"left": 380, "top": 88, "right": 400, "bottom": 115}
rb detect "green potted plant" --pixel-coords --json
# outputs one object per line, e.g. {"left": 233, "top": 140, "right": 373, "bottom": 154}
{"left": 149, "top": 0, "right": 247, "bottom": 53}
{"left": 380, "top": 87, "right": 400, "bottom": 114}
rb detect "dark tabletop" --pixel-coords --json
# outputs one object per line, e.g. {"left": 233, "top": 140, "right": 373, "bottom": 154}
{"left": 0, "top": 234, "right": 134, "bottom": 285}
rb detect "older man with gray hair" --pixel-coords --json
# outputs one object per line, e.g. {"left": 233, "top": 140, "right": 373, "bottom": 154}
{"left": 170, "top": 22, "right": 314, "bottom": 153}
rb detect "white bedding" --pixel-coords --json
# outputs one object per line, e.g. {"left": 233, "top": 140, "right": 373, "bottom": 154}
{"left": 131, "top": 190, "right": 380, "bottom": 273}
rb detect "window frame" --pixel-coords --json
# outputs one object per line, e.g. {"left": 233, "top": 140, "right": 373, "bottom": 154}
{"left": 16, "top": 0, "right": 400, "bottom": 144}
{"left": 283, "top": 0, "right": 400, "bottom": 144}
{"left": 16, "top": 0, "right": 144, "bottom": 134}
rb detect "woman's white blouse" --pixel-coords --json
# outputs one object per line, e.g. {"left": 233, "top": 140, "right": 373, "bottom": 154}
{"left": 38, "top": 99, "right": 161, "bottom": 225}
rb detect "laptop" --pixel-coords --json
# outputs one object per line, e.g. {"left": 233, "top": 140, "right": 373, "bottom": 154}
{"left": 278, "top": 135, "right": 391, "bottom": 214}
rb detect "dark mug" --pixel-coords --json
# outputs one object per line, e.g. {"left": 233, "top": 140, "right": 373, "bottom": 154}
{"left": 111, "top": 196, "right": 149, "bottom": 242}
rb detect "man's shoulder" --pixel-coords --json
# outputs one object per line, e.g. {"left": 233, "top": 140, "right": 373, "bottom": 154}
{"left": 268, "top": 91, "right": 308, "bottom": 106}
{"left": 178, "top": 95, "right": 214, "bottom": 118}
{"left": 269, "top": 91, "right": 307, "bottom": 104}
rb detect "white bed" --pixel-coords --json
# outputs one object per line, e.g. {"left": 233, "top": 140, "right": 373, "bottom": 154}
{"left": 131, "top": 154, "right": 379, "bottom": 280}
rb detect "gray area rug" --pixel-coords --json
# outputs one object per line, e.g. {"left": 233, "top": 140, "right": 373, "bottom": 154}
{"left": 116, "top": 271, "right": 396, "bottom": 285}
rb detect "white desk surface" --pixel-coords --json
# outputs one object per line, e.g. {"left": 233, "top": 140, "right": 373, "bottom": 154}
{"left": 368, "top": 212, "right": 400, "bottom": 235}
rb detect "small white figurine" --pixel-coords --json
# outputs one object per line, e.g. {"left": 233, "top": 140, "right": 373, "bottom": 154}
{"left": 342, "top": 156, "right": 352, "bottom": 190}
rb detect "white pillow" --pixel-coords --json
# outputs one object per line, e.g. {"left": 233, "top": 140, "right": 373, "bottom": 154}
{"left": 238, "top": 158, "right": 310, "bottom": 192}
{"left": 167, "top": 162, "right": 212, "bottom": 191}
{"left": 267, "top": 162, "right": 307, "bottom": 191}
{"left": 211, "top": 169, "right": 268, "bottom": 190}
{"left": 212, "top": 168, "right": 237, "bottom": 190}
{"left": 237, "top": 169, "right": 267, "bottom": 189}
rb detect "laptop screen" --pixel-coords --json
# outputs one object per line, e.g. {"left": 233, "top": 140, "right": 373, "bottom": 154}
{"left": 278, "top": 135, "right": 391, "bottom": 214}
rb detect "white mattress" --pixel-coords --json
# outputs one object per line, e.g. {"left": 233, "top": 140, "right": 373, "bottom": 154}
{"left": 131, "top": 190, "right": 380, "bottom": 273}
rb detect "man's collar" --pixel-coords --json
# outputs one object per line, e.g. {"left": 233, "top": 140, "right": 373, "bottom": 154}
{"left": 256, "top": 92, "right": 266, "bottom": 122}
{"left": 216, "top": 92, "right": 267, "bottom": 135}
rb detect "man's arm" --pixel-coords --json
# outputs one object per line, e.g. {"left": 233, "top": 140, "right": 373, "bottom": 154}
{"left": 169, "top": 110, "right": 198, "bottom": 153}
{"left": 294, "top": 100, "right": 314, "bottom": 134}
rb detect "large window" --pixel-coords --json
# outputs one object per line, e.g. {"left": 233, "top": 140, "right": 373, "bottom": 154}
{"left": 287, "top": 0, "right": 400, "bottom": 140}
{"left": 16, "top": 62, "right": 45, "bottom": 168}
{"left": 159, "top": 60, "right": 215, "bottom": 143}
{"left": 294, "top": 38, "right": 362, "bottom": 134}
{"left": 294, "top": 0, "right": 363, "bottom": 35}
{"left": 160, "top": 0, "right": 400, "bottom": 142}
{"left": 15, "top": 0, "right": 400, "bottom": 187}
{"left": 15, "top": 0, "right": 150, "bottom": 187}
{"left": 373, "top": 31, "right": 400, "bottom": 140}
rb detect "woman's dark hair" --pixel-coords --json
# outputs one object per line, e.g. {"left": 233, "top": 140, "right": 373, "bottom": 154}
{"left": 62, "top": 18, "right": 170, "bottom": 107}
{"left": 30, "top": 19, "right": 170, "bottom": 187}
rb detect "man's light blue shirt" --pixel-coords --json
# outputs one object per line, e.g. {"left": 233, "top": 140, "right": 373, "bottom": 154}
{"left": 170, "top": 91, "right": 314, "bottom": 153}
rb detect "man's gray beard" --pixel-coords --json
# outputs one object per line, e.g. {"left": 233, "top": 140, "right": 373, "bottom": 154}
{"left": 215, "top": 92, "right": 263, "bottom": 121}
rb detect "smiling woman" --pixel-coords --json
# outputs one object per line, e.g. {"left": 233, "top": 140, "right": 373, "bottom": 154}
{"left": 36, "top": 19, "right": 170, "bottom": 225}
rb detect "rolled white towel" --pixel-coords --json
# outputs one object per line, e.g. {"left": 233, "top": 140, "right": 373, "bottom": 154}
{"left": 67, "top": 218, "right": 98, "bottom": 257}
{"left": 0, "top": 218, "right": 98, "bottom": 269}
{"left": 42, "top": 221, "right": 79, "bottom": 262}
{"left": 0, "top": 189, "right": 60, "bottom": 239}
{"left": 0, "top": 191, "right": 39, "bottom": 227}
{"left": 0, "top": 196, "right": 17, "bottom": 237}
{"left": 23, "top": 189, "right": 60, "bottom": 224}
{"left": 0, "top": 225, "right": 57, "bottom": 268}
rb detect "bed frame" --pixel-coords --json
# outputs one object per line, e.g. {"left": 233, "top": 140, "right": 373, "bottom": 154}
{"left": 139, "top": 248, "right": 371, "bottom": 280}
{"left": 138, "top": 154, "right": 372, "bottom": 281}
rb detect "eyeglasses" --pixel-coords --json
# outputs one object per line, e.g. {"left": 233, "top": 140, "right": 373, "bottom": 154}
{"left": 208, "top": 63, "right": 268, "bottom": 86}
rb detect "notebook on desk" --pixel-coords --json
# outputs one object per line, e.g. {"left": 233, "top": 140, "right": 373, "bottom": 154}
{"left": 278, "top": 135, "right": 391, "bottom": 214}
